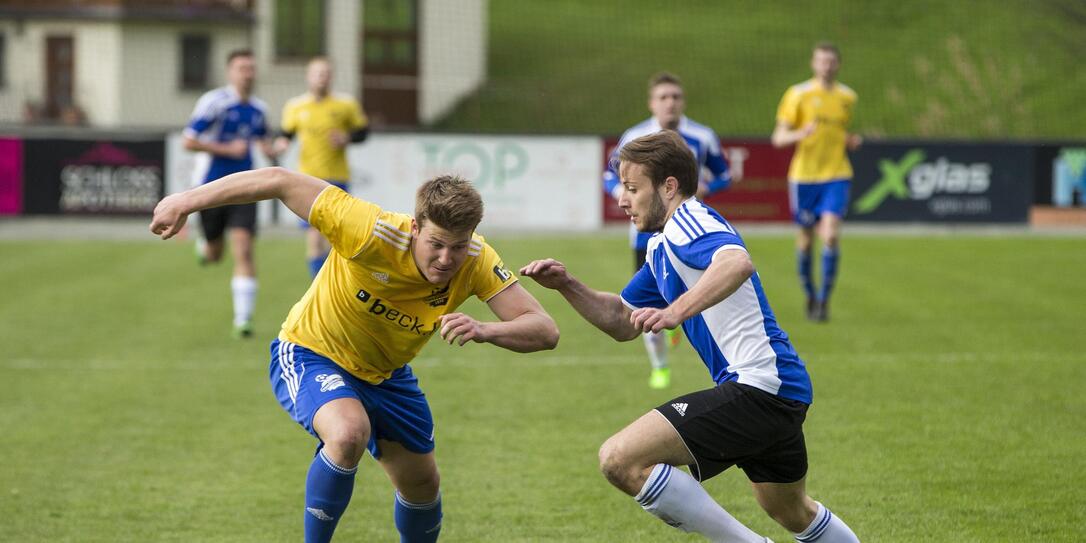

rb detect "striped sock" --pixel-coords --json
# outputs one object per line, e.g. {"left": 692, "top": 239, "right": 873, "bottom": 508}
{"left": 636, "top": 463, "right": 764, "bottom": 542}
{"left": 797, "top": 249, "right": 815, "bottom": 301}
{"left": 794, "top": 502, "right": 859, "bottom": 543}
{"left": 303, "top": 449, "right": 357, "bottom": 543}
{"left": 819, "top": 247, "right": 840, "bottom": 302}
{"left": 394, "top": 491, "right": 442, "bottom": 543}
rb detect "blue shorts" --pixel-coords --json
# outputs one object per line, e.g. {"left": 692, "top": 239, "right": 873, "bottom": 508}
{"left": 299, "top": 181, "right": 349, "bottom": 228}
{"left": 269, "top": 338, "right": 435, "bottom": 459}
{"left": 789, "top": 179, "right": 851, "bottom": 227}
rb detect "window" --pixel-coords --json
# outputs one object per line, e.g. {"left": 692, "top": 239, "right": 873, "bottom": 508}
{"left": 179, "top": 34, "right": 210, "bottom": 90}
{"left": 363, "top": 0, "right": 417, "bottom": 71}
{"left": 275, "top": 0, "right": 324, "bottom": 59}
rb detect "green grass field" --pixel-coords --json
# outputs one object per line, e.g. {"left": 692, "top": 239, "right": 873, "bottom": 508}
{"left": 2, "top": 232, "right": 1084, "bottom": 541}
{"left": 437, "top": 0, "right": 1086, "bottom": 139}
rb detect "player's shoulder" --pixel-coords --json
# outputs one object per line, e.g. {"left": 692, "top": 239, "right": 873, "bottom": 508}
{"left": 834, "top": 82, "right": 858, "bottom": 100}
{"left": 283, "top": 93, "right": 313, "bottom": 110}
{"left": 330, "top": 92, "right": 361, "bottom": 106}
{"left": 680, "top": 117, "right": 719, "bottom": 143}
{"left": 370, "top": 210, "right": 412, "bottom": 251}
{"left": 619, "top": 118, "right": 658, "bottom": 143}
{"left": 248, "top": 95, "right": 270, "bottom": 113}
{"left": 663, "top": 199, "right": 739, "bottom": 245}
{"left": 789, "top": 79, "right": 818, "bottom": 96}
{"left": 193, "top": 86, "right": 232, "bottom": 109}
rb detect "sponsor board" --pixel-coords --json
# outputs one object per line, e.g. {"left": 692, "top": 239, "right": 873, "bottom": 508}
{"left": 23, "top": 138, "right": 165, "bottom": 215}
{"left": 0, "top": 138, "right": 23, "bottom": 215}
{"left": 601, "top": 137, "right": 794, "bottom": 223}
{"left": 849, "top": 143, "right": 1032, "bottom": 223}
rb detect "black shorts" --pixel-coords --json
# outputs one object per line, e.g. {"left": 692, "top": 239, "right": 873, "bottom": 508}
{"left": 634, "top": 248, "right": 647, "bottom": 272}
{"left": 199, "top": 203, "right": 257, "bottom": 241}
{"left": 655, "top": 381, "right": 809, "bottom": 483}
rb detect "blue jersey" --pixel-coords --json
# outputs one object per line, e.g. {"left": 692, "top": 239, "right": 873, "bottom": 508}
{"left": 184, "top": 86, "right": 269, "bottom": 183}
{"left": 620, "top": 198, "right": 813, "bottom": 404}
{"left": 604, "top": 116, "right": 731, "bottom": 250}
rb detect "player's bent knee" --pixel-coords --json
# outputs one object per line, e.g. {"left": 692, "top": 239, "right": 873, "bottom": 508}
{"left": 598, "top": 439, "right": 637, "bottom": 492}
{"left": 320, "top": 420, "right": 371, "bottom": 462}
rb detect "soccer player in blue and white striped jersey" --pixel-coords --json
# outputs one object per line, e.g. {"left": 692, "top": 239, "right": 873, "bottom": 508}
{"left": 182, "top": 49, "right": 280, "bottom": 338}
{"left": 603, "top": 72, "right": 734, "bottom": 389}
{"left": 524, "top": 130, "right": 859, "bottom": 543}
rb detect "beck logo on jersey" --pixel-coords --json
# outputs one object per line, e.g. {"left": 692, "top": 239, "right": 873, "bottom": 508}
{"left": 356, "top": 289, "right": 437, "bottom": 335}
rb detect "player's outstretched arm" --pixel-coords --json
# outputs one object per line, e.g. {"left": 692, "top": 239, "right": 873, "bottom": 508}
{"left": 520, "top": 259, "right": 640, "bottom": 342}
{"left": 150, "top": 167, "right": 326, "bottom": 240}
{"left": 438, "top": 283, "right": 559, "bottom": 352}
{"left": 630, "top": 249, "right": 755, "bottom": 334}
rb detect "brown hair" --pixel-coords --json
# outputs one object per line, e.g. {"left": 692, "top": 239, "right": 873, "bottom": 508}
{"left": 618, "top": 130, "right": 698, "bottom": 197}
{"left": 648, "top": 72, "right": 683, "bottom": 96}
{"left": 814, "top": 41, "right": 840, "bottom": 60}
{"left": 226, "top": 48, "right": 253, "bottom": 65}
{"left": 415, "top": 175, "right": 484, "bottom": 233}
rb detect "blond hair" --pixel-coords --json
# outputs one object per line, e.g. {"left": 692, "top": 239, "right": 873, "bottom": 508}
{"left": 415, "top": 175, "right": 484, "bottom": 233}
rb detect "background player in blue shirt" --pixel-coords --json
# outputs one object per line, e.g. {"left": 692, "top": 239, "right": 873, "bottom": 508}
{"left": 525, "top": 130, "right": 859, "bottom": 543}
{"left": 603, "top": 72, "right": 735, "bottom": 389}
{"left": 183, "top": 49, "right": 280, "bottom": 338}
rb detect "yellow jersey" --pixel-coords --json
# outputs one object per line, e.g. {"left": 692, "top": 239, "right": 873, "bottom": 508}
{"left": 279, "top": 187, "right": 517, "bottom": 384}
{"left": 776, "top": 79, "right": 857, "bottom": 183}
{"left": 281, "top": 92, "right": 368, "bottom": 181}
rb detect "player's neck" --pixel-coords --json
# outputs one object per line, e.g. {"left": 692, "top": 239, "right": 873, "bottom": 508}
{"left": 231, "top": 84, "right": 251, "bottom": 101}
{"left": 310, "top": 89, "right": 329, "bottom": 100}
{"left": 815, "top": 76, "right": 835, "bottom": 89}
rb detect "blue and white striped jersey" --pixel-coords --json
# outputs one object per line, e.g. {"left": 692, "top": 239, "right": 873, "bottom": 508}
{"left": 603, "top": 116, "right": 732, "bottom": 250}
{"left": 620, "top": 198, "right": 813, "bottom": 404}
{"left": 184, "top": 86, "right": 268, "bottom": 184}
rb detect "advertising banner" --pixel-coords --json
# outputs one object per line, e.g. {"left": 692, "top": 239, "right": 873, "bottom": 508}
{"left": 345, "top": 134, "right": 603, "bottom": 230}
{"left": 23, "top": 138, "right": 165, "bottom": 215}
{"left": 601, "top": 138, "right": 795, "bottom": 223}
{"left": 0, "top": 138, "right": 23, "bottom": 215}
{"left": 1033, "top": 144, "right": 1086, "bottom": 206}
{"left": 848, "top": 142, "right": 1033, "bottom": 223}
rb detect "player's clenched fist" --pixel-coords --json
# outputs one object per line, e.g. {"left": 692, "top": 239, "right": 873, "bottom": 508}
{"left": 519, "top": 259, "right": 572, "bottom": 290}
{"left": 438, "top": 313, "right": 486, "bottom": 346}
{"left": 149, "top": 193, "right": 190, "bottom": 240}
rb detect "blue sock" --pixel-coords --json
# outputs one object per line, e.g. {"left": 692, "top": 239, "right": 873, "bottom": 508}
{"left": 394, "top": 491, "right": 442, "bottom": 543}
{"left": 797, "top": 249, "right": 815, "bottom": 300}
{"left": 304, "top": 449, "right": 357, "bottom": 543}
{"left": 820, "top": 246, "right": 840, "bottom": 302}
{"left": 307, "top": 254, "right": 327, "bottom": 278}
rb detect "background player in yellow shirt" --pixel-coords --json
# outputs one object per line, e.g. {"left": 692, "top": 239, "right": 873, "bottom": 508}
{"left": 149, "top": 167, "right": 559, "bottom": 543}
{"left": 276, "top": 57, "right": 370, "bottom": 277}
{"left": 772, "top": 42, "right": 862, "bottom": 322}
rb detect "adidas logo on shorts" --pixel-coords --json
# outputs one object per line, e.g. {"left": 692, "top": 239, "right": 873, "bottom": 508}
{"left": 671, "top": 402, "right": 688, "bottom": 416}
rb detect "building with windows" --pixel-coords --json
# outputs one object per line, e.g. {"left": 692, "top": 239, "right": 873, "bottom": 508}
{"left": 0, "top": 0, "right": 486, "bottom": 128}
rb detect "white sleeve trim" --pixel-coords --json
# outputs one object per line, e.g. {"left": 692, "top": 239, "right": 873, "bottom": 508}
{"left": 620, "top": 296, "right": 641, "bottom": 311}
{"left": 710, "top": 244, "right": 748, "bottom": 262}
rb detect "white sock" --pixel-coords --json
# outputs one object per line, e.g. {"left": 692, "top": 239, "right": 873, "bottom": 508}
{"left": 636, "top": 464, "right": 764, "bottom": 542}
{"left": 794, "top": 502, "right": 859, "bottom": 543}
{"left": 643, "top": 332, "right": 668, "bottom": 370}
{"left": 230, "top": 275, "right": 257, "bottom": 326}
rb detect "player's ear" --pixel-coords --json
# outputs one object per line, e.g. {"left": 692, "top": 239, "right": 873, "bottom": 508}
{"left": 410, "top": 219, "right": 419, "bottom": 236}
{"left": 664, "top": 176, "right": 680, "bottom": 199}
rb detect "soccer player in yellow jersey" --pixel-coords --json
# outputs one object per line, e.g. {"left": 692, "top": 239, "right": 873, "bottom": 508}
{"left": 150, "top": 167, "right": 559, "bottom": 543}
{"left": 276, "top": 57, "right": 370, "bottom": 278}
{"left": 773, "top": 42, "right": 862, "bottom": 322}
